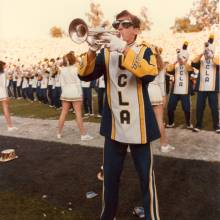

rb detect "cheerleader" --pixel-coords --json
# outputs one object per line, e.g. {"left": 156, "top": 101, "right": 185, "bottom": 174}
{"left": 148, "top": 47, "right": 175, "bottom": 153}
{"left": 0, "top": 60, "right": 18, "bottom": 131}
{"left": 57, "top": 52, "right": 93, "bottom": 141}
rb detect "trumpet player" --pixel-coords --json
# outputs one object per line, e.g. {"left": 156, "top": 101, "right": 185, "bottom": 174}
{"left": 77, "top": 10, "right": 160, "bottom": 220}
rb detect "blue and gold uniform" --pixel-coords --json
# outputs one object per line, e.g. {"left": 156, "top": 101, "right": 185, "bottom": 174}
{"left": 78, "top": 43, "right": 160, "bottom": 143}
{"left": 78, "top": 42, "right": 160, "bottom": 220}
{"left": 166, "top": 42, "right": 194, "bottom": 128}
{"left": 191, "top": 35, "right": 220, "bottom": 132}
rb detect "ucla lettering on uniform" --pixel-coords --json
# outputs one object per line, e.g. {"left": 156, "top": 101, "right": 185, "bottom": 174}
{"left": 131, "top": 55, "right": 141, "bottom": 70}
{"left": 118, "top": 91, "right": 129, "bottom": 106}
{"left": 120, "top": 110, "right": 130, "bottom": 124}
{"left": 205, "top": 77, "right": 209, "bottom": 82}
{"left": 118, "top": 74, "right": 127, "bottom": 87}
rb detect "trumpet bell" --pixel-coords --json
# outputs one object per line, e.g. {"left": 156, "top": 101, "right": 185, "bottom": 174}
{"left": 69, "top": 18, "right": 88, "bottom": 44}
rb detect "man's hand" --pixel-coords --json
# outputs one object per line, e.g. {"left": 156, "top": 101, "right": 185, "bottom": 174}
{"left": 87, "top": 35, "right": 102, "bottom": 52}
{"left": 101, "top": 33, "right": 127, "bottom": 53}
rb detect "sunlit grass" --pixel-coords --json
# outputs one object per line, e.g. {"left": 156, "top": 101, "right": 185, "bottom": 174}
{"left": 0, "top": 94, "right": 214, "bottom": 130}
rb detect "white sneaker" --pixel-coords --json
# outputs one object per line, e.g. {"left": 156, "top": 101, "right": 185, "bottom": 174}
{"left": 57, "top": 133, "right": 62, "bottom": 139}
{"left": 193, "top": 127, "right": 200, "bottom": 132}
{"left": 7, "top": 127, "right": 18, "bottom": 132}
{"left": 166, "top": 123, "right": 175, "bottom": 128}
{"left": 215, "top": 128, "right": 220, "bottom": 133}
{"left": 186, "top": 124, "right": 193, "bottom": 129}
{"left": 161, "top": 144, "right": 175, "bottom": 153}
{"left": 81, "top": 134, "right": 94, "bottom": 141}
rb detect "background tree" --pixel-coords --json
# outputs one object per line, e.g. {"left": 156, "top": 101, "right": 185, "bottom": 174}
{"left": 189, "top": 0, "right": 219, "bottom": 30}
{"left": 171, "top": 0, "right": 219, "bottom": 32}
{"left": 85, "top": 2, "right": 104, "bottom": 27}
{"left": 139, "top": 7, "right": 152, "bottom": 31}
{"left": 49, "top": 26, "right": 64, "bottom": 38}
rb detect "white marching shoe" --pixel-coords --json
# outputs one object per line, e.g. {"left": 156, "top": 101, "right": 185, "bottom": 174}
{"left": 161, "top": 144, "right": 175, "bottom": 153}
{"left": 57, "top": 133, "right": 62, "bottom": 139}
{"left": 81, "top": 134, "right": 94, "bottom": 141}
{"left": 7, "top": 127, "right": 18, "bottom": 132}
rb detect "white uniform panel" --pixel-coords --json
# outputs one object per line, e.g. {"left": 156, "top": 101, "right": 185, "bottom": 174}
{"left": 173, "top": 64, "right": 189, "bottom": 95}
{"left": 109, "top": 47, "right": 142, "bottom": 143}
{"left": 199, "top": 60, "right": 216, "bottom": 91}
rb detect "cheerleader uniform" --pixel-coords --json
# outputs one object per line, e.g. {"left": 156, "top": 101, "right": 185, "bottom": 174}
{"left": 60, "top": 65, "right": 82, "bottom": 101}
{"left": 0, "top": 72, "right": 8, "bottom": 101}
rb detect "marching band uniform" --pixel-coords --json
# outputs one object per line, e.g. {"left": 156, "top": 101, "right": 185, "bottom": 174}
{"left": 81, "top": 81, "right": 93, "bottom": 116}
{"left": 40, "top": 73, "right": 49, "bottom": 104}
{"left": 54, "top": 69, "right": 62, "bottom": 109}
{"left": 78, "top": 36, "right": 160, "bottom": 220}
{"left": 12, "top": 67, "right": 18, "bottom": 98}
{"left": 96, "top": 75, "right": 106, "bottom": 116}
{"left": 166, "top": 42, "right": 194, "bottom": 128}
{"left": 191, "top": 35, "right": 220, "bottom": 132}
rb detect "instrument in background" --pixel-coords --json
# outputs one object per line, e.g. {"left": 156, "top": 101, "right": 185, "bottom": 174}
{"left": 69, "top": 18, "right": 119, "bottom": 45}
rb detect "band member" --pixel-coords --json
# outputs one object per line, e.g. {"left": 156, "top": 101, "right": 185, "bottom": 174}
{"left": 148, "top": 47, "right": 175, "bottom": 153}
{"left": 191, "top": 34, "right": 220, "bottom": 133}
{"left": 166, "top": 41, "right": 194, "bottom": 129}
{"left": 77, "top": 10, "right": 160, "bottom": 220}
{"left": 0, "top": 60, "right": 18, "bottom": 131}
{"left": 57, "top": 52, "right": 93, "bottom": 141}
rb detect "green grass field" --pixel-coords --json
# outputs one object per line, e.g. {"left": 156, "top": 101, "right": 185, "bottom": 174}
{"left": 0, "top": 95, "right": 214, "bottom": 130}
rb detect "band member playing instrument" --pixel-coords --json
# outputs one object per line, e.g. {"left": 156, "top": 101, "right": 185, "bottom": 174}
{"left": 166, "top": 41, "right": 194, "bottom": 129}
{"left": 0, "top": 60, "right": 18, "bottom": 131}
{"left": 191, "top": 34, "right": 220, "bottom": 133}
{"left": 77, "top": 10, "right": 160, "bottom": 220}
{"left": 57, "top": 52, "right": 93, "bottom": 141}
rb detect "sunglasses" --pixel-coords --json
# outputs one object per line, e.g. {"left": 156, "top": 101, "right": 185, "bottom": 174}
{"left": 112, "top": 20, "right": 133, "bottom": 29}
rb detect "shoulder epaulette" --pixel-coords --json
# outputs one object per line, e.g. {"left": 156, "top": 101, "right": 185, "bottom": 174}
{"left": 213, "top": 56, "right": 220, "bottom": 65}
{"left": 186, "top": 64, "right": 194, "bottom": 72}
{"left": 192, "top": 55, "right": 201, "bottom": 63}
{"left": 166, "top": 64, "right": 175, "bottom": 72}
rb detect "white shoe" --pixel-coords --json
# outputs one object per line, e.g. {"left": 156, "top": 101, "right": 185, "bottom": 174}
{"left": 193, "top": 127, "right": 200, "bottom": 132}
{"left": 57, "top": 133, "right": 62, "bottom": 139}
{"left": 81, "top": 134, "right": 94, "bottom": 141}
{"left": 166, "top": 123, "right": 175, "bottom": 128}
{"left": 7, "top": 127, "right": 18, "bottom": 132}
{"left": 186, "top": 124, "right": 193, "bottom": 129}
{"left": 161, "top": 144, "right": 175, "bottom": 153}
{"left": 215, "top": 128, "right": 220, "bottom": 133}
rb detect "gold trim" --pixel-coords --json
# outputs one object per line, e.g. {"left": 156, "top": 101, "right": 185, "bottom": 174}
{"left": 137, "top": 79, "right": 146, "bottom": 143}
{"left": 104, "top": 49, "right": 115, "bottom": 139}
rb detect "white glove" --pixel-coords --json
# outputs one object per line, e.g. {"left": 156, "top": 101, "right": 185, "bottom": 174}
{"left": 191, "top": 73, "right": 198, "bottom": 79}
{"left": 101, "top": 33, "right": 127, "bottom": 53}
{"left": 87, "top": 35, "right": 102, "bottom": 52}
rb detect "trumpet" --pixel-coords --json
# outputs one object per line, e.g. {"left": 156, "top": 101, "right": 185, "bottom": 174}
{"left": 69, "top": 18, "right": 119, "bottom": 45}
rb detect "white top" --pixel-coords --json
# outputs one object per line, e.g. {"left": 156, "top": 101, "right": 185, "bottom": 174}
{"left": 60, "top": 65, "right": 82, "bottom": 101}
{"left": 0, "top": 72, "right": 8, "bottom": 100}
{"left": 97, "top": 75, "right": 105, "bottom": 88}
{"left": 149, "top": 69, "right": 166, "bottom": 96}
{"left": 81, "top": 80, "right": 91, "bottom": 88}
{"left": 40, "top": 75, "right": 48, "bottom": 89}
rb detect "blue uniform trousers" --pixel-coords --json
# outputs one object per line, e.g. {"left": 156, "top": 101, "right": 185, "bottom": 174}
{"left": 195, "top": 91, "right": 219, "bottom": 129}
{"left": 100, "top": 138, "right": 159, "bottom": 220}
{"left": 167, "top": 94, "right": 191, "bottom": 126}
